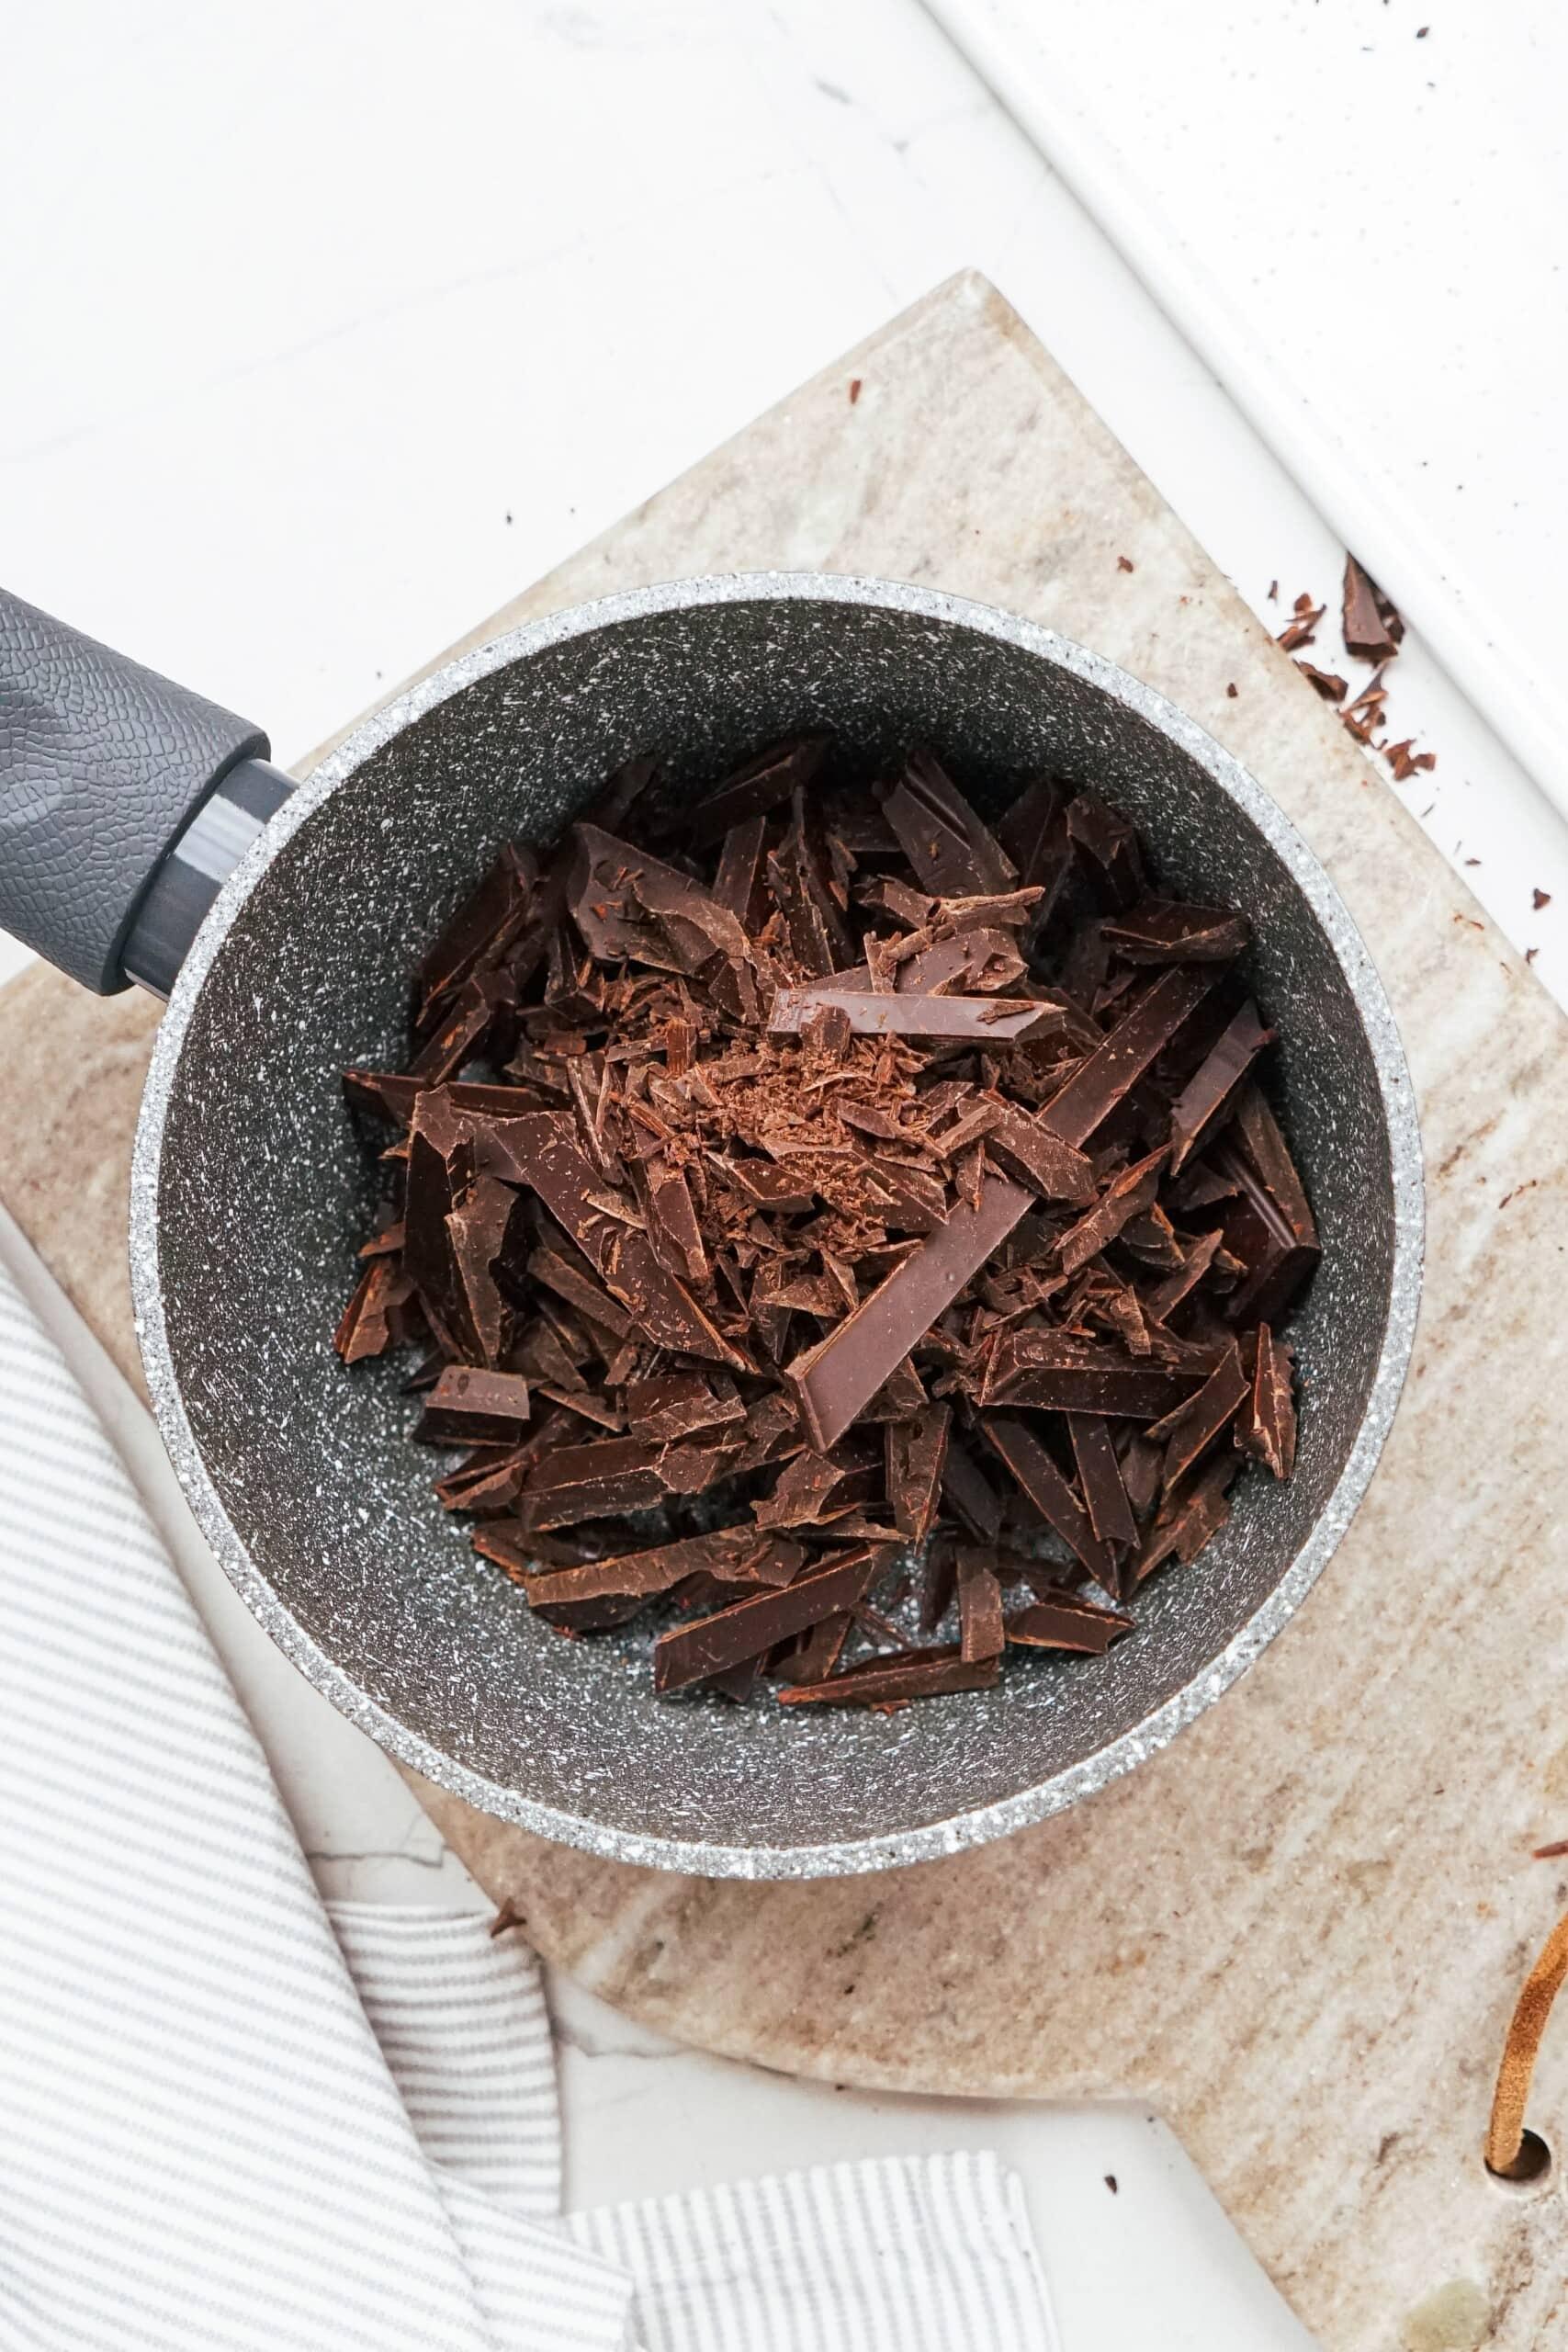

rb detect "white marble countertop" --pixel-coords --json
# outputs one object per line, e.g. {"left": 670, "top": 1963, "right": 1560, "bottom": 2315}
{"left": 2, "top": 5, "right": 1559, "bottom": 2342}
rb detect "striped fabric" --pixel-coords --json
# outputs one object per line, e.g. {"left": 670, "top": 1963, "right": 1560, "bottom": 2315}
{"left": 0, "top": 1259, "right": 1058, "bottom": 2352}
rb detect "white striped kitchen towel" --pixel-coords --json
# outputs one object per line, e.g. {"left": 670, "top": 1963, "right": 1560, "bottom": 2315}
{"left": 0, "top": 1256, "right": 1057, "bottom": 2351}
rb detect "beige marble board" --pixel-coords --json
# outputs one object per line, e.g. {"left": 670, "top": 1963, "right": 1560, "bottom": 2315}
{"left": 6, "top": 275, "right": 1567, "bottom": 2352}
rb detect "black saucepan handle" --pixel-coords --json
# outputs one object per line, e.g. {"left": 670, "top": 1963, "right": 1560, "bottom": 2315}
{"left": 0, "top": 586, "right": 279, "bottom": 994}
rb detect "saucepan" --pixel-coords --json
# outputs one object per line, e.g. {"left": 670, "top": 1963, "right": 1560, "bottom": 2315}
{"left": 0, "top": 574, "right": 1422, "bottom": 1876}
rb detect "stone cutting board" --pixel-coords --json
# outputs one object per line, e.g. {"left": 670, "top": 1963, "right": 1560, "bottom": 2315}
{"left": 5, "top": 274, "right": 1565, "bottom": 2352}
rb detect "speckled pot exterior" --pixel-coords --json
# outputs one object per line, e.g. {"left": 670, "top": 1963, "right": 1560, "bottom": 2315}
{"left": 129, "top": 573, "right": 1422, "bottom": 1877}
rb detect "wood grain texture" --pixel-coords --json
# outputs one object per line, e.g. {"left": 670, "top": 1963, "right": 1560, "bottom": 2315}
{"left": 4, "top": 274, "right": 1564, "bottom": 2350}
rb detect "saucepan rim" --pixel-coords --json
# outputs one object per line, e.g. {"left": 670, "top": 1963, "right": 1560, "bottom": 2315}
{"left": 129, "top": 571, "right": 1424, "bottom": 1879}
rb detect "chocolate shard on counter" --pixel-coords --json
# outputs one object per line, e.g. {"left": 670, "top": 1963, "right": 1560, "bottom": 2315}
{"left": 778, "top": 1644, "right": 1000, "bottom": 1706}
{"left": 414, "top": 1366, "right": 533, "bottom": 1445}
{"left": 786, "top": 1172, "right": 1032, "bottom": 1451}
{"left": 654, "top": 1544, "right": 894, "bottom": 1692}
{"left": 1099, "top": 899, "right": 1250, "bottom": 964}
{"left": 1342, "top": 555, "right": 1404, "bottom": 665}
{"left": 1006, "top": 1593, "right": 1134, "bottom": 1654}
{"left": 339, "top": 729, "right": 1317, "bottom": 1714}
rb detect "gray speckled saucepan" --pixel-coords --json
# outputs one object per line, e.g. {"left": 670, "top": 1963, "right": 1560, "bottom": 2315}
{"left": 0, "top": 574, "right": 1422, "bottom": 1877}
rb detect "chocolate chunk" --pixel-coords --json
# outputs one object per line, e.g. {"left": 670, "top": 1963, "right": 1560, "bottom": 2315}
{"left": 1040, "top": 967, "right": 1220, "bottom": 1148}
{"left": 1213, "top": 1145, "right": 1320, "bottom": 1328}
{"left": 624, "top": 1372, "right": 744, "bottom": 1444}
{"left": 786, "top": 1171, "right": 1032, "bottom": 1450}
{"left": 979, "top": 1414, "right": 1115, "bottom": 1588}
{"left": 986, "top": 1332, "right": 1201, "bottom": 1419}
{"left": 1006, "top": 1594, "right": 1134, "bottom": 1654}
{"left": 527, "top": 1245, "right": 634, "bottom": 1341}
{"left": 883, "top": 749, "right": 1016, "bottom": 898}
{"left": 770, "top": 985, "right": 1068, "bottom": 1046}
{"left": 688, "top": 736, "right": 830, "bottom": 845}
{"left": 415, "top": 845, "right": 534, "bottom": 1029}
{"left": 516, "top": 1528, "right": 802, "bottom": 1605}
{"left": 1132, "top": 1457, "right": 1237, "bottom": 1585}
{"left": 1056, "top": 1146, "right": 1166, "bottom": 1276}
{"left": 1168, "top": 1003, "right": 1273, "bottom": 1171}
{"left": 514, "top": 1436, "right": 671, "bottom": 1530}
{"left": 711, "top": 813, "right": 771, "bottom": 931}
{"left": 778, "top": 1645, "right": 1000, "bottom": 1706}
{"left": 1146, "top": 1341, "right": 1248, "bottom": 1493}
{"left": 1342, "top": 555, "right": 1404, "bottom": 664}
{"left": 765, "top": 793, "right": 857, "bottom": 976}
{"left": 654, "top": 1544, "right": 893, "bottom": 1692}
{"left": 1066, "top": 1414, "right": 1137, "bottom": 1551}
{"left": 886, "top": 1403, "right": 950, "bottom": 1542}
{"left": 984, "top": 1106, "right": 1097, "bottom": 1203}
{"left": 414, "top": 1366, "right": 533, "bottom": 1445}
{"left": 1099, "top": 900, "right": 1250, "bottom": 965}
{"left": 488, "top": 1112, "right": 748, "bottom": 1368}
{"left": 1237, "top": 1325, "right": 1297, "bottom": 1479}
{"left": 957, "top": 1555, "right": 1006, "bottom": 1660}
{"left": 334, "top": 1258, "right": 420, "bottom": 1363}
{"left": 1065, "top": 795, "right": 1145, "bottom": 910}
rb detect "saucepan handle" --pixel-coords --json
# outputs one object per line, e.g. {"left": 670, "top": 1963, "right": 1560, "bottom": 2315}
{"left": 0, "top": 586, "right": 283, "bottom": 995}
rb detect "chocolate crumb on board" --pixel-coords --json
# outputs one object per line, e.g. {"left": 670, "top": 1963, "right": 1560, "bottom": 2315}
{"left": 1534, "top": 888, "right": 1552, "bottom": 910}
{"left": 848, "top": 378, "right": 863, "bottom": 405}
{"left": 1275, "top": 592, "right": 1325, "bottom": 656}
{"left": 1104, "top": 2175, "right": 1119, "bottom": 2194}
{"left": 334, "top": 737, "right": 1314, "bottom": 1710}
{"left": 1295, "top": 660, "right": 1348, "bottom": 705}
{"left": 1225, "top": 682, "right": 1238, "bottom": 699}
{"left": 1117, "top": 554, "right": 1134, "bottom": 572}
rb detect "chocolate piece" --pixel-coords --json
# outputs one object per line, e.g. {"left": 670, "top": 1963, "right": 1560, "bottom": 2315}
{"left": 765, "top": 793, "right": 857, "bottom": 977}
{"left": 689, "top": 736, "right": 830, "bottom": 845}
{"left": 1168, "top": 1002, "right": 1273, "bottom": 1171}
{"left": 1039, "top": 967, "right": 1219, "bottom": 1148}
{"left": 1056, "top": 1146, "right": 1166, "bottom": 1276}
{"left": 1099, "top": 899, "right": 1250, "bottom": 965}
{"left": 1237, "top": 1324, "right": 1297, "bottom": 1479}
{"left": 515, "top": 1528, "right": 802, "bottom": 1605}
{"left": 1133, "top": 1457, "right": 1236, "bottom": 1585}
{"left": 979, "top": 1414, "right": 1115, "bottom": 1588}
{"left": 786, "top": 1172, "right": 1032, "bottom": 1450}
{"left": 624, "top": 1373, "right": 744, "bottom": 1445}
{"left": 1147, "top": 1341, "right": 1248, "bottom": 1493}
{"left": 1065, "top": 794, "right": 1145, "bottom": 910}
{"left": 1213, "top": 1146, "right": 1320, "bottom": 1328}
{"left": 769, "top": 985, "right": 1067, "bottom": 1046}
{"left": 654, "top": 1544, "right": 892, "bottom": 1692}
{"left": 883, "top": 750, "right": 1015, "bottom": 897}
{"left": 778, "top": 1645, "right": 999, "bottom": 1706}
{"left": 527, "top": 1245, "right": 633, "bottom": 1341}
{"left": 333, "top": 1258, "right": 420, "bottom": 1363}
{"left": 885, "top": 1403, "right": 949, "bottom": 1542}
{"left": 1342, "top": 555, "right": 1404, "bottom": 664}
{"left": 1006, "top": 1595, "right": 1134, "bottom": 1655}
{"left": 489, "top": 1113, "right": 747, "bottom": 1369}
{"left": 957, "top": 1555, "right": 1006, "bottom": 1660}
{"left": 940, "top": 1436, "right": 1004, "bottom": 1543}
{"left": 1117, "top": 1430, "right": 1164, "bottom": 1522}
{"left": 1143, "top": 1227, "right": 1226, "bottom": 1324}
{"left": 986, "top": 1332, "right": 1201, "bottom": 1419}
{"left": 975, "top": 1105, "right": 1097, "bottom": 1204}
{"left": 773, "top": 1613, "right": 853, "bottom": 1686}
{"left": 711, "top": 813, "right": 771, "bottom": 932}
{"left": 415, "top": 845, "right": 533, "bottom": 1028}
{"left": 515, "top": 1437, "right": 669, "bottom": 1529}
{"left": 414, "top": 1366, "right": 533, "bottom": 1445}
{"left": 1066, "top": 1414, "right": 1137, "bottom": 1551}
{"left": 570, "top": 823, "right": 750, "bottom": 975}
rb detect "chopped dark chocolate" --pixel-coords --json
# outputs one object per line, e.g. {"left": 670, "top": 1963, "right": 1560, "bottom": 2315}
{"left": 338, "top": 730, "right": 1314, "bottom": 1714}
{"left": 777, "top": 1645, "right": 999, "bottom": 1706}
{"left": 654, "top": 1544, "right": 893, "bottom": 1692}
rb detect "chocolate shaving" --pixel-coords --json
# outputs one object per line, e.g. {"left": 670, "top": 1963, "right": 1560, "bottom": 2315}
{"left": 654, "top": 1544, "right": 893, "bottom": 1692}
{"left": 1342, "top": 556, "right": 1404, "bottom": 665}
{"left": 1007, "top": 1594, "right": 1134, "bottom": 1654}
{"left": 777, "top": 1645, "right": 999, "bottom": 1706}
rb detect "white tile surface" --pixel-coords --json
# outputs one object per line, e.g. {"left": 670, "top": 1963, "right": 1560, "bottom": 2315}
{"left": 2, "top": 5, "right": 1558, "bottom": 2342}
